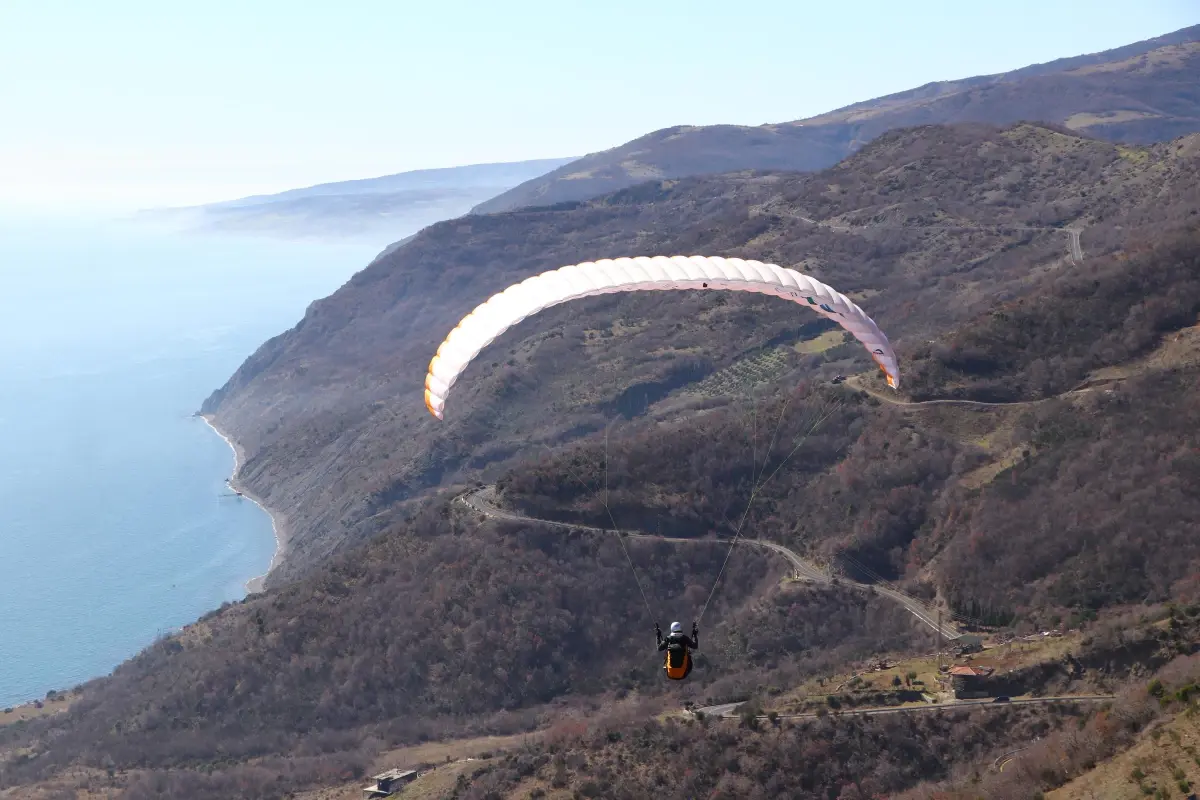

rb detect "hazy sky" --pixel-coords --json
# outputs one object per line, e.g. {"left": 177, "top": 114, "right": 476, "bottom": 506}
{"left": 2, "top": 0, "right": 1195, "bottom": 211}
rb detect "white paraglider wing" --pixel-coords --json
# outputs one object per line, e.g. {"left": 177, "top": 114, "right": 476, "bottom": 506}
{"left": 425, "top": 255, "right": 898, "bottom": 419}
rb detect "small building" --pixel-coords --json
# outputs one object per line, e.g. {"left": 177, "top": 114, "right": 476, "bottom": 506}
{"left": 949, "top": 665, "right": 994, "bottom": 699}
{"left": 362, "top": 769, "right": 418, "bottom": 798}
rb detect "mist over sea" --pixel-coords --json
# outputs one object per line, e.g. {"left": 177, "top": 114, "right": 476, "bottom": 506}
{"left": 0, "top": 217, "right": 378, "bottom": 706}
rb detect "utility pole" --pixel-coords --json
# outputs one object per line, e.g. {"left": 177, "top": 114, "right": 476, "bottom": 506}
{"left": 937, "top": 609, "right": 944, "bottom": 654}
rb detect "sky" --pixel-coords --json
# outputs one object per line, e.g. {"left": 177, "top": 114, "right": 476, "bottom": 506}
{"left": 1, "top": 0, "right": 1195, "bottom": 213}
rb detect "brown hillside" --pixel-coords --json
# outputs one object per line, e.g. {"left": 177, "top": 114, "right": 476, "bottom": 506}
{"left": 470, "top": 123, "right": 854, "bottom": 214}
{"left": 7, "top": 165, "right": 1200, "bottom": 800}
{"left": 0, "top": 497, "right": 928, "bottom": 797}
{"left": 201, "top": 123, "right": 1200, "bottom": 587}
{"left": 495, "top": 223, "right": 1200, "bottom": 610}
{"left": 472, "top": 25, "right": 1200, "bottom": 214}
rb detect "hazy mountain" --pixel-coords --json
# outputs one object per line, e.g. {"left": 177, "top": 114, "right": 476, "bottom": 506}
{"left": 141, "top": 157, "right": 575, "bottom": 240}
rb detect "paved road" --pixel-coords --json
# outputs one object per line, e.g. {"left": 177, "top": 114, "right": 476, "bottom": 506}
{"left": 461, "top": 486, "right": 830, "bottom": 583}
{"left": 845, "top": 377, "right": 1042, "bottom": 409}
{"left": 694, "top": 694, "right": 1113, "bottom": 720}
{"left": 459, "top": 486, "right": 961, "bottom": 640}
{"left": 992, "top": 743, "right": 1036, "bottom": 773}
{"left": 843, "top": 373, "right": 1116, "bottom": 411}
{"left": 1066, "top": 227, "right": 1084, "bottom": 262}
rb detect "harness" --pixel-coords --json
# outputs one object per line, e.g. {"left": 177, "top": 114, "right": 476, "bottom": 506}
{"left": 663, "top": 637, "right": 692, "bottom": 680}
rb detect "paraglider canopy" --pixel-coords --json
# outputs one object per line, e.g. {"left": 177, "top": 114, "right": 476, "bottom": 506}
{"left": 425, "top": 255, "right": 899, "bottom": 419}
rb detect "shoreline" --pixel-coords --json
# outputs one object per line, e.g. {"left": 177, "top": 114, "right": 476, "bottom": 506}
{"left": 199, "top": 414, "right": 285, "bottom": 594}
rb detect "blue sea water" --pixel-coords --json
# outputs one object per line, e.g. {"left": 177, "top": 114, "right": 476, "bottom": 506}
{"left": 0, "top": 217, "right": 379, "bottom": 706}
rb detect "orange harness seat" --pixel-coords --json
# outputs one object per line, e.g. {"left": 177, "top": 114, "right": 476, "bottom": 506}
{"left": 664, "top": 650, "right": 692, "bottom": 680}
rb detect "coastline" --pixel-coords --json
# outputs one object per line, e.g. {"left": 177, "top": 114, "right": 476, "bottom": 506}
{"left": 199, "top": 414, "right": 285, "bottom": 594}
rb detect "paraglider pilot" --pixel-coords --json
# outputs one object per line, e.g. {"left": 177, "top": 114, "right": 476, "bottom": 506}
{"left": 656, "top": 621, "right": 698, "bottom": 680}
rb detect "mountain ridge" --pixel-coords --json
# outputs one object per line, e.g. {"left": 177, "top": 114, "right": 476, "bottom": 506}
{"left": 472, "top": 24, "right": 1200, "bottom": 215}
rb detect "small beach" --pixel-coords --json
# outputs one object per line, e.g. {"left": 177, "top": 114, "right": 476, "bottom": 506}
{"left": 201, "top": 414, "right": 286, "bottom": 593}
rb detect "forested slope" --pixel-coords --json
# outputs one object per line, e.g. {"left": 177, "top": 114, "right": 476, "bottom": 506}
{"left": 499, "top": 228, "right": 1200, "bottom": 622}
{"left": 7, "top": 128, "right": 1200, "bottom": 796}
{"left": 0, "top": 495, "right": 926, "bottom": 797}
{"left": 203, "top": 124, "right": 1200, "bottom": 586}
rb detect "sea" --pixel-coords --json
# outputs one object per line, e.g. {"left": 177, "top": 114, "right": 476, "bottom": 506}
{"left": 0, "top": 217, "right": 379, "bottom": 707}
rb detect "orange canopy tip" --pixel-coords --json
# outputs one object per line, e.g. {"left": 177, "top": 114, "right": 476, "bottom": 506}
{"left": 424, "top": 390, "right": 444, "bottom": 419}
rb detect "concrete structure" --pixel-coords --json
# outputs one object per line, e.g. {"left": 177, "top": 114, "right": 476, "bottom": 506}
{"left": 362, "top": 769, "right": 418, "bottom": 798}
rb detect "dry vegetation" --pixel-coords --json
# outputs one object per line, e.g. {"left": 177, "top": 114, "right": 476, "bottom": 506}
{"left": 0, "top": 502, "right": 928, "bottom": 797}
{"left": 896, "top": 635, "right": 1200, "bottom": 799}
{"left": 208, "top": 122, "right": 1199, "bottom": 589}
{"left": 7, "top": 224, "right": 1196, "bottom": 796}
{"left": 5, "top": 115, "right": 1200, "bottom": 796}
{"left": 498, "top": 228, "right": 1200, "bottom": 626}
{"left": 1049, "top": 712, "right": 1200, "bottom": 799}
{"left": 387, "top": 612, "right": 1200, "bottom": 800}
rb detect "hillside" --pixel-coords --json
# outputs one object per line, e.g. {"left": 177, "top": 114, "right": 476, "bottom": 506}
{"left": 200, "top": 122, "right": 1200, "bottom": 587}
{"left": 4, "top": 127, "right": 1200, "bottom": 798}
{"left": 0, "top": 494, "right": 933, "bottom": 797}
{"left": 496, "top": 230, "right": 1200, "bottom": 623}
{"left": 468, "top": 123, "right": 856, "bottom": 214}
{"left": 472, "top": 24, "right": 1200, "bottom": 214}
{"left": 5, "top": 499, "right": 1200, "bottom": 798}
{"left": 140, "top": 157, "right": 574, "bottom": 239}
{"left": 392, "top": 620, "right": 1200, "bottom": 800}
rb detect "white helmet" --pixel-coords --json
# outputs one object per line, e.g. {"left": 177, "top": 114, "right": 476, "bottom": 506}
{"left": 670, "top": 621, "right": 683, "bottom": 634}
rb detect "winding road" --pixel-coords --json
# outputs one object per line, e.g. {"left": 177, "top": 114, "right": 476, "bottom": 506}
{"left": 456, "top": 367, "right": 1121, "bottom": 640}
{"left": 458, "top": 486, "right": 961, "bottom": 640}
{"left": 458, "top": 476, "right": 1116, "bottom": 731}
{"left": 842, "top": 372, "right": 1117, "bottom": 411}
